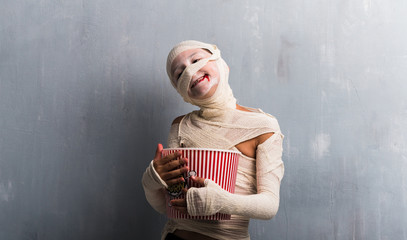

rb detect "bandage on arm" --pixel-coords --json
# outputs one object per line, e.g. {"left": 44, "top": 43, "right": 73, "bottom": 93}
{"left": 141, "top": 160, "right": 168, "bottom": 214}
{"left": 141, "top": 124, "right": 180, "bottom": 215}
{"left": 186, "top": 133, "right": 284, "bottom": 219}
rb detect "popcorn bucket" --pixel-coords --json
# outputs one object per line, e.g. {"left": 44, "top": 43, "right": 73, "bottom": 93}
{"left": 162, "top": 148, "right": 240, "bottom": 220}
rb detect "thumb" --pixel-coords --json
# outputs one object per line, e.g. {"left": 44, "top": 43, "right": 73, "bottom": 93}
{"left": 153, "top": 143, "right": 163, "bottom": 161}
{"left": 191, "top": 176, "right": 206, "bottom": 187}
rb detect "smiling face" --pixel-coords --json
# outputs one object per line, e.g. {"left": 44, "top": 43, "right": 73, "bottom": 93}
{"left": 170, "top": 48, "right": 220, "bottom": 99}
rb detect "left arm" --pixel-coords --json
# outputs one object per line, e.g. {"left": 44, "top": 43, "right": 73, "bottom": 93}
{"left": 172, "top": 132, "right": 284, "bottom": 219}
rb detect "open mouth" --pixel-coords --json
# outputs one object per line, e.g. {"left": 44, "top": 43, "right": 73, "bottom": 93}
{"left": 191, "top": 75, "right": 209, "bottom": 89}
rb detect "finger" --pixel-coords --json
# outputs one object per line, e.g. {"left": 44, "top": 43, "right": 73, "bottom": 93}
{"left": 160, "top": 151, "right": 182, "bottom": 165}
{"left": 153, "top": 143, "right": 163, "bottom": 161}
{"left": 165, "top": 175, "right": 186, "bottom": 187}
{"left": 162, "top": 158, "right": 188, "bottom": 172}
{"left": 170, "top": 198, "right": 187, "bottom": 207}
{"left": 161, "top": 166, "right": 189, "bottom": 182}
{"left": 154, "top": 154, "right": 183, "bottom": 174}
{"left": 191, "top": 176, "right": 206, "bottom": 186}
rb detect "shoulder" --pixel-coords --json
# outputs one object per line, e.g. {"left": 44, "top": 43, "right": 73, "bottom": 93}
{"left": 235, "top": 105, "right": 281, "bottom": 132}
{"left": 247, "top": 107, "right": 280, "bottom": 130}
{"left": 258, "top": 109, "right": 280, "bottom": 128}
{"left": 245, "top": 108, "right": 281, "bottom": 144}
{"left": 171, "top": 115, "right": 185, "bottom": 125}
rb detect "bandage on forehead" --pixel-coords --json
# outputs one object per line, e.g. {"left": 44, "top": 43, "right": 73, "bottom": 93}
{"left": 166, "top": 40, "right": 219, "bottom": 79}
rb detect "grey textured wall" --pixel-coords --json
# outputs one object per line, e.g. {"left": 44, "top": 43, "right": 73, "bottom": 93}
{"left": 1, "top": 0, "right": 406, "bottom": 239}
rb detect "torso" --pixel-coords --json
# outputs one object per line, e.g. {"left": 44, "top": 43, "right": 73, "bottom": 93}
{"left": 170, "top": 104, "right": 274, "bottom": 240}
{"left": 172, "top": 104, "right": 273, "bottom": 159}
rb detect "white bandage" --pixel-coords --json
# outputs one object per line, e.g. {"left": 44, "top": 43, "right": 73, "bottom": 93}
{"left": 166, "top": 40, "right": 236, "bottom": 115}
{"left": 150, "top": 40, "right": 285, "bottom": 239}
{"left": 141, "top": 160, "right": 168, "bottom": 214}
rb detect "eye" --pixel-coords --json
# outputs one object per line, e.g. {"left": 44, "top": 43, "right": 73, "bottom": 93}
{"left": 192, "top": 58, "right": 201, "bottom": 64}
{"left": 173, "top": 70, "right": 183, "bottom": 83}
{"left": 174, "top": 71, "right": 184, "bottom": 80}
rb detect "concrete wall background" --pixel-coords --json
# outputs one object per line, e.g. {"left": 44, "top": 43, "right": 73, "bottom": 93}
{"left": 1, "top": 0, "right": 406, "bottom": 239}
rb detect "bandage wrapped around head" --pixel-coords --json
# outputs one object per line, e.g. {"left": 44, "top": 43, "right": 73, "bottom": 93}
{"left": 165, "top": 40, "right": 281, "bottom": 150}
{"left": 166, "top": 40, "right": 237, "bottom": 112}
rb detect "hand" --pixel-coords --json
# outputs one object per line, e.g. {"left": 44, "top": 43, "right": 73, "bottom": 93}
{"left": 153, "top": 143, "right": 189, "bottom": 187}
{"left": 170, "top": 176, "right": 206, "bottom": 214}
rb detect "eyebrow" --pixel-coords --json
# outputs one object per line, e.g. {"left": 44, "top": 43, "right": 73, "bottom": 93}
{"left": 171, "top": 52, "right": 200, "bottom": 77}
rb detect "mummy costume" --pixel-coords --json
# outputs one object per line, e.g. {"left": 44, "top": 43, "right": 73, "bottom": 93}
{"left": 142, "top": 40, "right": 284, "bottom": 240}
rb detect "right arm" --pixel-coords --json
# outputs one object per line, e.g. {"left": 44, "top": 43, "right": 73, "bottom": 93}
{"left": 141, "top": 118, "right": 186, "bottom": 214}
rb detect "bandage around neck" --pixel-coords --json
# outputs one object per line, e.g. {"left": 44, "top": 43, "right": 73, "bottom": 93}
{"left": 166, "top": 40, "right": 236, "bottom": 114}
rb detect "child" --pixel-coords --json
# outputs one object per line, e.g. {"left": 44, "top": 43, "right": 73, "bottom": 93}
{"left": 142, "top": 40, "right": 284, "bottom": 240}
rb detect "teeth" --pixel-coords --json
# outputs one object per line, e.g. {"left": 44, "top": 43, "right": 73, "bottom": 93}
{"left": 191, "top": 75, "right": 205, "bottom": 88}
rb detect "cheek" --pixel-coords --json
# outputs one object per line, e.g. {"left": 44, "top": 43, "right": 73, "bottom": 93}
{"left": 207, "top": 65, "right": 220, "bottom": 80}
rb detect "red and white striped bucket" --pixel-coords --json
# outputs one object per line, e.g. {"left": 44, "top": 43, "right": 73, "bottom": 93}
{"left": 162, "top": 148, "right": 240, "bottom": 220}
